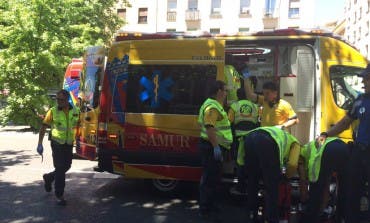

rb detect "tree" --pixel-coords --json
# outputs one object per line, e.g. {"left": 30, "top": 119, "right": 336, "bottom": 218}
{"left": 0, "top": 0, "right": 125, "bottom": 128}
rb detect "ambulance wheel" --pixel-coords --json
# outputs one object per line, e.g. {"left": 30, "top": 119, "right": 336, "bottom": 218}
{"left": 151, "top": 179, "right": 179, "bottom": 193}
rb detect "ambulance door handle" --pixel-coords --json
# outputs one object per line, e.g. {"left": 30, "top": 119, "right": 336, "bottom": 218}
{"left": 85, "top": 117, "right": 91, "bottom": 121}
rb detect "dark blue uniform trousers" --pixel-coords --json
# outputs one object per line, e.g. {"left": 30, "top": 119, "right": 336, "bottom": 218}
{"left": 199, "top": 138, "right": 222, "bottom": 214}
{"left": 244, "top": 130, "right": 281, "bottom": 223}
{"left": 302, "top": 140, "right": 349, "bottom": 223}
{"left": 44, "top": 140, "right": 73, "bottom": 197}
{"left": 346, "top": 143, "right": 370, "bottom": 223}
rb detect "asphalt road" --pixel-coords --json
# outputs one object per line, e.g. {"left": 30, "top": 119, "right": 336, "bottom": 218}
{"left": 0, "top": 126, "right": 248, "bottom": 223}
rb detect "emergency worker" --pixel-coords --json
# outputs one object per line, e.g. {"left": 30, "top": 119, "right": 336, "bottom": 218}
{"left": 198, "top": 80, "right": 233, "bottom": 219}
{"left": 224, "top": 54, "right": 242, "bottom": 106}
{"left": 299, "top": 137, "right": 349, "bottom": 223}
{"left": 37, "top": 89, "right": 80, "bottom": 206}
{"left": 319, "top": 64, "right": 370, "bottom": 223}
{"left": 243, "top": 72, "right": 298, "bottom": 129}
{"left": 242, "top": 126, "right": 301, "bottom": 223}
{"left": 228, "top": 87, "right": 259, "bottom": 195}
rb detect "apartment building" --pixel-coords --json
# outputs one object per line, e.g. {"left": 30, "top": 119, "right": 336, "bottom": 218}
{"left": 115, "top": 0, "right": 314, "bottom": 35}
{"left": 344, "top": 0, "right": 370, "bottom": 60}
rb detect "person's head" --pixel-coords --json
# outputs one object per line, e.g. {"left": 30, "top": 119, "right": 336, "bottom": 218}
{"left": 359, "top": 64, "right": 370, "bottom": 94}
{"left": 262, "top": 81, "right": 279, "bottom": 104}
{"left": 208, "top": 80, "right": 228, "bottom": 104}
{"left": 56, "top": 89, "right": 70, "bottom": 109}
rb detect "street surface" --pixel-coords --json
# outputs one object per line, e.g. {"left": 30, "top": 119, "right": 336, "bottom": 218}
{"left": 0, "top": 126, "right": 247, "bottom": 223}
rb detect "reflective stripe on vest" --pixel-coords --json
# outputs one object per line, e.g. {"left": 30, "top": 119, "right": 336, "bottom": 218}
{"left": 304, "top": 137, "right": 338, "bottom": 182}
{"left": 51, "top": 106, "right": 79, "bottom": 145}
{"left": 198, "top": 98, "right": 233, "bottom": 149}
{"left": 230, "top": 100, "right": 259, "bottom": 137}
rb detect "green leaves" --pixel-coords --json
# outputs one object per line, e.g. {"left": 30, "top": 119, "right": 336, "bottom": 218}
{"left": 0, "top": 0, "right": 124, "bottom": 128}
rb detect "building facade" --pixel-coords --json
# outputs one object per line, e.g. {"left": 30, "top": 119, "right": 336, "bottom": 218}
{"left": 344, "top": 0, "right": 370, "bottom": 60}
{"left": 116, "top": 0, "right": 314, "bottom": 34}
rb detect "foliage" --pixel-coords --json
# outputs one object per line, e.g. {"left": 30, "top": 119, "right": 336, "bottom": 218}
{"left": 0, "top": 0, "right": 124, "bottom": 129}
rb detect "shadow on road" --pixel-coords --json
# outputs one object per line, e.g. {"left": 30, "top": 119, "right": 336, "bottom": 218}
{"left": 0, "top": 171, "right": 249, "bottom": 223}
{"left": 0, "top": 150, "right": 35, "bottom": 172}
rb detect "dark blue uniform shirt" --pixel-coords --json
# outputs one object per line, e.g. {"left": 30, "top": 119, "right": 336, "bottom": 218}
{"left": 348, "top": 93, "right": 370, "bottom": 146}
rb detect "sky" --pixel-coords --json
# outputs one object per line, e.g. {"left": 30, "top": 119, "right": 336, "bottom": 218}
{"left": 314, "top": 0, "right": 346, "bottom": 26}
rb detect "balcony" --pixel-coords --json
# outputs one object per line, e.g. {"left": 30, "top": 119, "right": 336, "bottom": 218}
{"left": 262, "top": 7, "right": 278, "bottom": 29}
{"left": 239, "top": 7, "right": 251, "bottom": 18}
{"left": 185, "top": 10, "right": 200, "bottom": 21}
{"left": 167, "top": 11, "right": 176, "bottom": 22}
{"left": 263, "top": 17, "right": 278, "bottom": 30}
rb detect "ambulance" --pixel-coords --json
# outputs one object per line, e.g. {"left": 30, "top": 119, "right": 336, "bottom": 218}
{"left": 88, "top": 29, "right": 368, "bottom": 194}
{"left": 75, "top": 46, "right": 106, "bottom": 160}
{"left": 63, "top": 58, "right": 83, "bottom": 106}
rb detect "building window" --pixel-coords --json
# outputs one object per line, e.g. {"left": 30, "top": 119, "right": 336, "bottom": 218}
{"left": 238, "top": 27, "right": 250, "bottom": 33}
{"left": 240, "top": 0, "right": 251, "bottom": 14}
{"left": 138, "top": 8, "right": 148, "bottom": 24}
{"left": 265, "top": 0, "right": 276, "bottom": 16}
{"left": 188, "top": 0, "right": 198, "bottom": 10}
{"left": 288, "top": 8, "right": 299, "bottom": 18}
{"left": 166, "top": 28, "right": 176, "bottom": 32}
{"left": 211, "top": 0, "right": 221, "bottom": 14}
{"left": 117, "top": 8, "right": 126, "bottom": 20}
{"left": 187, "top": 27, "right": 198, "bottom": 31}
{"left": 168, "top": 0, "right": 177, "bottom": 11}
{"left": 167, "top": 0, "right": 177, "bottom": 21}
{"left": 210, "top": 28, "right": 220, "bottom": 34}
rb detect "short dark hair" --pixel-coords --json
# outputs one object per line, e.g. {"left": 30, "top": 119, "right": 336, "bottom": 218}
{"left": 262, "top": 81, "right": 278, "bottom": 91}
{"left": 57, "top": 89, "right": 69, "bottom": 99}
{"left": 209, "top": 80, "right": 226, "bottom": 97}
{"left": 359, "top": 64, "right": 370, "bottom": 78}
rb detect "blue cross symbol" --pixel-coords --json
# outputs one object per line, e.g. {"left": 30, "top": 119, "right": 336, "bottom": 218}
{"left": 139, "top": 70, "right": 173, "bottom": 108}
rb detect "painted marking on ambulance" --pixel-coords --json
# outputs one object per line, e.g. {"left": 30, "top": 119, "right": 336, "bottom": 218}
{"left": 139, "top": 71, "right": 173, "bottom": 108}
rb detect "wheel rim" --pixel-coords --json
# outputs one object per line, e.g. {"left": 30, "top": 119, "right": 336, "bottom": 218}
{"left": 152, "top": 179, "right": 178, "bottom": 192}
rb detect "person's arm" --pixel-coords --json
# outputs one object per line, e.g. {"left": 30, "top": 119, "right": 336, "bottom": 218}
{"left": 38, "top": 124, "right": 48, "bottom": 144}
{"left": 298, "top": 156, "right": 309, "bottom": 202}
{"left": 243, "top": 78, "right": 258, "bottom": 103}
{"left": 281, "top": 116, "right": 299, "bottom": 129}
{"left": 319, "top": 115, "right": 353, "bottom": 144}
{"left": 205, "top": 126, "right": 218, "bottom": 148}
{"left": 286, "top": 142, "right": 300, "bottom": 178}
{"left": 203, "top": 107, "right": 223, "bottom": 161}
{"left": 325, "top": 115, "right": 353, "bottom": 137}
{"left": 38, "top": 109, "right": 52, "bottom": 144}
{"left": 280, "top": 100, "right": 299, "bottom": 129}
{"left": 227, "top": 107, "right": 235, "bottom": 124}
{"left": 203, "top": 107, "right": 220, "bottom": 147}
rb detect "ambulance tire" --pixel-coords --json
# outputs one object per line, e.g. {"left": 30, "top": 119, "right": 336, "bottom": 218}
{"left": 151, "top": 179, "right": 179, "bottom": 193}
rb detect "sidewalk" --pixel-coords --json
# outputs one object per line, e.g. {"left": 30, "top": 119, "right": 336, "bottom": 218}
{"left": 0, "top": 125, "right": 37, "bottom": 132}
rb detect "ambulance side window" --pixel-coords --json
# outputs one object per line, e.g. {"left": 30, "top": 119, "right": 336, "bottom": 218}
{"left": 126, "top": 65, "right": 217, "bottom": 114}
{"left": 330, "top": 65, "right": 364, "bottom": 110}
